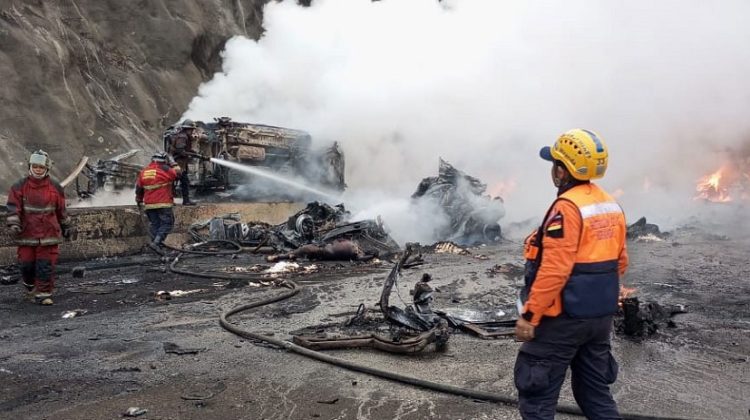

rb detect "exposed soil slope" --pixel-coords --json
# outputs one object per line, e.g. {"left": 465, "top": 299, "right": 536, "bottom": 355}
{"left": 0, "top": 0, "right": 267, "bottom": 191}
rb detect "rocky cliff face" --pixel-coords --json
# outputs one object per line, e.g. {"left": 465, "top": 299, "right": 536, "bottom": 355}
{"left": 0, "top": 0, "right": 267, "bottom": 192}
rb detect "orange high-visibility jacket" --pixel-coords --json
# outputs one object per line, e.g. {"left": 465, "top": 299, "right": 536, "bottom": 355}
{"left": 523, "top": 183, "right": 628, "bottom": 326}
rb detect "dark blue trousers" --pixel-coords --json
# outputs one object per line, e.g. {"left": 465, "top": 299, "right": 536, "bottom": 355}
{"left": 145, "top": 207, "right": 175, "bottom": 245}
{"left": 178, "top": 170, "right": 191, "bottom": 202}
{"left": 514, "top": 315, "right": 621, "bottom": 420}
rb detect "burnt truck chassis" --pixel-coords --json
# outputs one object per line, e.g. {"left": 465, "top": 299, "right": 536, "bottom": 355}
{"left": 74, "top": 150, "right": 142, "bottom": 199}
{"left": 164, "top": 117, "right": 345, "bottom": 195}
{"left": 72, "top": 119, "right": 345, "bottom": 200}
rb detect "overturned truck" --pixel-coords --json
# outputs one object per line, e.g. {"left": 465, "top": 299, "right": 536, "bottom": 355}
{"left": 164, "top": 118, "right": 346, "bottom": 198}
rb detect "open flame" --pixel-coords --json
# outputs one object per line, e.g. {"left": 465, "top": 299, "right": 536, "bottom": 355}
{"left": 619, "top": 285, "right": 637, "bottom": 300}
{"left": 488, "top": 178, "right": 517, "bottom": 200}
{"left": 695, "top": 166, "right": 733, "bottom": 203}
{"left": 618, "top": 285, "right": 637, "bottom": 307}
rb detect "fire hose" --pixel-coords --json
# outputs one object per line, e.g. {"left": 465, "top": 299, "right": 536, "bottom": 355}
{"left": 216, "top": 282, "right": 693, "bottom": 420}
{"left": 165, "top": 243, "right": 693, "bottom": 419}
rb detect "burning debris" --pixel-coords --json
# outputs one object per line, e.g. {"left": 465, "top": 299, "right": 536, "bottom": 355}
{"left": 694, "top": 147, "right": 750, "bottom": 203}
{"left": 412, "top": 159, "right": 504, "bottom": 245}
{"left": 616, "top": 296, "right": 687, "bottom": 337}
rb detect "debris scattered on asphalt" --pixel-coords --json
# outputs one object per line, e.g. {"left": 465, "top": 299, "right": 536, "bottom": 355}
{"left": 155, "top": 289, "right": 203, "bottom": 300}
{"left": 0, "top": 275, "right": 18, "bottom": 285}
{"left": 627, "top": 217, "right": 670, "bottom": 240}
{"left": 0, "top": 265, "right": 19, "bottom": 285}
{"left": 123, "top": 407, "right": 147, "bottom": 417}
{"left": 636, "top": 233, "right": 665, "bottom": 242}
{"left": 190, "top": 202, "right": 400, "bottom": 261}
{"left": 485, "top": 263, "right": 524, "bottom": 278}
{"left": 266, "top": 262, "right": 300, "bottom": 274}
{"left": 616, "top": 296, "right": 687, "bottom": 337}
{"left": 316, "top": 398, "right": 339, "bottom": 404}
{"left": 432, "top": 241, "right": 470, "bottom": 255}
{"left": 62, "top": 309, "right": 88, "bottom": 319}
{"left": 163, "top": 342, "right": 206, "bottom": 355}
{"left": 111, "top": 366, "right": 141, "bottom": 373}
{"left": 227, "top": 264, "right": 267, "bottom": 273}
{"left": 72, "top": 266, "right": 86, "bottom": 278}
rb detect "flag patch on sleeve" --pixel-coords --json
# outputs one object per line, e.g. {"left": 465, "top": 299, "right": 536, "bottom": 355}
{"left": 545, "top": 212, "right": 564, "bottom": 238}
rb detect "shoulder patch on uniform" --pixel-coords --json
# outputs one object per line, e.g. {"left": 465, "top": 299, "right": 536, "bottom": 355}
{"left": 545, "top": 212, "right": 564, "bottom": 238}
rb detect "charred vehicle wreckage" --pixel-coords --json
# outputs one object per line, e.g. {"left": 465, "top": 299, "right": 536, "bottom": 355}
{"left": 163, "top": 117, "right": 345, "bottom": 197}
{"left": 72, "top": 118, "right": 345, "bottom": 200}
{"left": 187, "top": 201, "right": 400, "bottom": 261}
{"left": 73, "top": 149, "right": 143, "bottom": 199}
{"left": 412, "top": 159, "right": 504, "bottom": 244}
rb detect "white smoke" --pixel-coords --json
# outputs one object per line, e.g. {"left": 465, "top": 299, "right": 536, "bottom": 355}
{"left": 69, "top": 189, "right": 137, "bottom": 208}
{"left": 184, "top": 0, "right": 750, "bottom": 239}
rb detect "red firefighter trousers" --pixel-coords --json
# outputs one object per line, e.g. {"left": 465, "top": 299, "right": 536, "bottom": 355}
{"left": 17, "top": 245, "right": 59, "bottom": 294}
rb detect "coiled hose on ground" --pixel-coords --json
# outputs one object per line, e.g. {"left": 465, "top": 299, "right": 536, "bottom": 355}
{"left": 166, "top": 246, "right": 692, "bottom": 420}
{"left": 217, "top": 281, "right": 692, "bottom": 420}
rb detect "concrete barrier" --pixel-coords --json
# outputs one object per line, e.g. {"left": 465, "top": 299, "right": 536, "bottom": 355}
{"left": 0, "top": 202, "right": 304, "bottom": 264}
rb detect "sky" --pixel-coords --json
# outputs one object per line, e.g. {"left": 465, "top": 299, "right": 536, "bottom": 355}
{"left": 183, "top": 0, "right": 750, "bottom": 240}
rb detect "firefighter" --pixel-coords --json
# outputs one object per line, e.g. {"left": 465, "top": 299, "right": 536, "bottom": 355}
{"left": 166, "top": 119, "right": 198, "bottom": 206}
{"left": 514, "top": 129, "right": 629, "bottom": 419}
{"left": 135, "top": 152, "right": 181, "bottom": 251}
{"left": 5, "top": 150, "right": 73, "bottom": 305}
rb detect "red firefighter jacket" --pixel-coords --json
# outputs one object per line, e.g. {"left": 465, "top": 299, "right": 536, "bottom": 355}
{"left": 135, "top": 162, "right": 179, "bottom": 209}
{"left": 5, "top": 175, "right": 70, "bottom": 246}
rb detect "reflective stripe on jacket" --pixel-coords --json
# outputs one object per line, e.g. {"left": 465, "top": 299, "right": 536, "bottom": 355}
{"left": 522, "top": 183, "right": 628, "bottom": 325}
{"left": 5, "top": 176, "right": 69, "bottom": 246}
{"left": 135, "top": 162, "right": 178, "bottom": 209}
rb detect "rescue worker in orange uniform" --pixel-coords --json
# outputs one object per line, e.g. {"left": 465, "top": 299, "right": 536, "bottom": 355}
{"left": 135, "top": 152, "right": 181, "bottom": 251}
{"left": 5, "top": 150, "right": 73, "bottom": 305}
{"left": 514, "top": 129, "right": 628, "bottom": 419}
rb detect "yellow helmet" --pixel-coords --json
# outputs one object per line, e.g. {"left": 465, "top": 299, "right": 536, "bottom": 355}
{"left": 540, "top": 129, "right": 608, "bottom": 181}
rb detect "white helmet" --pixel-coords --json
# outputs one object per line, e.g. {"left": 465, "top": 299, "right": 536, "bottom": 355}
{"left": 28, "top": 150, "right": 51, "bottom": 178}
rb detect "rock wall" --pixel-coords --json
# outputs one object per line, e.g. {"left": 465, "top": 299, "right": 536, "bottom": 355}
{"left": 0, "top": 0, "right": 268, "bottom": 192}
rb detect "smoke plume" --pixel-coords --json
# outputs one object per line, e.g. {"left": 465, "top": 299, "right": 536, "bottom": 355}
{"left": 183, "top": 0, "right": 750, "bottom": 239}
